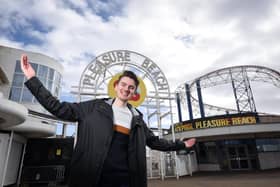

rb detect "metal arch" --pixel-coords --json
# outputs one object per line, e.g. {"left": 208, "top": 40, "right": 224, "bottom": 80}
{"left": 177, "top": 65, "right": 280, "bottom": 117}
{"left": 78, "top": 50, "right": 173, "bottom": 98}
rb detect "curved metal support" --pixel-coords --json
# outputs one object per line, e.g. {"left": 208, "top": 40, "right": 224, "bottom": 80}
{"left": 177, "top": 65, "right": 280, "bottom": 117}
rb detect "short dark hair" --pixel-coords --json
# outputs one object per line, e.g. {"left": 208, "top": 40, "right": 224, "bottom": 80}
{"left": 117, "top": 70, "right": 139, "bottom": 88}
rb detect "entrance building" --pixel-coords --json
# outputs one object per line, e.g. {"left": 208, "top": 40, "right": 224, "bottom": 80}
{"left": 197, "top": 139, "right": 258, "bottom": 171}
{"left": 166, "top": 113, "right": 280, "bottom": 172}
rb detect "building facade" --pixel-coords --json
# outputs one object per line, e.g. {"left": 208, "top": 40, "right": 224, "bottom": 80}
{"left": 165, "top": 113, "right": 280, "bottom": 173}
{"left": 0, "top": 45, "right": 63, "bottom": 186}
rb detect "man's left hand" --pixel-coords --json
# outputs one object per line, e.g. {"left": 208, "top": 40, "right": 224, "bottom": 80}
{"left": 184, "top": 138, "right": 196, "bottom": 148}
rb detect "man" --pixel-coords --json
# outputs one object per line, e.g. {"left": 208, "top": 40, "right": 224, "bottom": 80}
{"left": 21, "top": 54, "right": 196, "bottom": 187}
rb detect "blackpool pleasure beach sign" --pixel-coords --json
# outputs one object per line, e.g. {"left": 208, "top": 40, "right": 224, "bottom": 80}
{"left": 79, "top": 50, "right": 171, "bottom": 107}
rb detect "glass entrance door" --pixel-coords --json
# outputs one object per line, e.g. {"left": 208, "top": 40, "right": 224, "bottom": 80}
{"left": 227, "top": 145, "right": 251, "bottom": 170}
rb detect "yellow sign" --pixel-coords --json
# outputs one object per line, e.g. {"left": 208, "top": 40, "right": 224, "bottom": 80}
{"left": 173, "top": 115, "right": 257, "bottom": 132}
{"left": 56, "top": 148, "right": 61, "bottom": 156}
{"left": 195, "top": 118, "right": 230, "bottom": 129}
{"left": 175, "top": 123, "right": 193, "bottom": 132}
{"left": 231, "top": 116, "right": 256, "bottom": 125}
{"left": 195, "top": 116, "right": 256, "bottom": 129}
{"left": 108, "top": 73, "right": 147, "bottom": 107}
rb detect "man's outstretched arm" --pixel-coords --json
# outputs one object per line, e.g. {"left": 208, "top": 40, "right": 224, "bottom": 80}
{"left": 144, "top": 122, "right": 196, "bottom": 151}
{"left": 21, "top": 54, "right": 82, "bottom": 122}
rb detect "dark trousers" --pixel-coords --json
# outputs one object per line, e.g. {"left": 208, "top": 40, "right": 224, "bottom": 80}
{"left": 98, "top": 182, "right": 129, "bottom": 187}
{"left": 98, "top": 174, "right": 129, "bottom": 187}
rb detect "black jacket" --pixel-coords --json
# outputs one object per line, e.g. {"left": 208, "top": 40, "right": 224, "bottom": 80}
{"left": 25, "top": 77, "right": 187, "bottom": 187}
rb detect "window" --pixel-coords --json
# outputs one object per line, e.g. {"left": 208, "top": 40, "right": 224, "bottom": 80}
{"left": 10, "top": 61, "right": 62, "bottom": 103}
{"left": 22, "top": 88, "right": 33, "bottom": 102}
{"left": 54, "top": 72, "right": 60, "bottom": 84}
{"left": 39, "top": 76, "right": 47, "bottom": 85}
{"left": 256, "top": 139, "right": 280, "bottom": 152}
{"left": 47, "top": 80, "right": 53, "bottom": 91}
{"left": 31, "top": 63, "right": 38, "bottom": 72}
{"left": 54, "top": 87, "right": 59, "bottom": 97}
{"left": 53, "top": 71, "right": 62, "bottom": 97}
{"left": 49, "top": 68, "right": 54, "bottom": 80}
{"left": 15, "top": 60, "right": 22, "bottom": 73}
{"left": 38, "top": 65, "right": 48, "bottom": 78}
{"left": 47, "top": 68, "right": 55, "bottom": 92}
{"left": 12, "top": 74, "right": 24, "bottom": 87}
{"left": 56, "top": 122, "right": 63, "bottom": 135}
{"left": 9, "top": 87, "right": 22, "bottom": 102}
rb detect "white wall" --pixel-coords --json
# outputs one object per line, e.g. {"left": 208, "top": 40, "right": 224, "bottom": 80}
{"left": 177, "top": 152, "right": 198, "bottom": 176}
{"left": 258, "top": 152, "right": 280, "bottom": 170}
{"left": 5, "top": 141, "right": 23, "bottom": 185}
{"left": 0, "top": 133, "right": 26, "bottom": 186}
{"left": 0, "top": 133, "right": 9, "bottom": 186}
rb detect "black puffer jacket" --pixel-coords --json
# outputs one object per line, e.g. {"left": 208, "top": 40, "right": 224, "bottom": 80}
{"left": 25, "top": 77, "right": 187, "bottom": 187}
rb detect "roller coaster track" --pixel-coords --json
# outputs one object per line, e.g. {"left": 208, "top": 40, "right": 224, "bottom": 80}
{"left": 176, "top": 65, "right": 280, "bottom": 117}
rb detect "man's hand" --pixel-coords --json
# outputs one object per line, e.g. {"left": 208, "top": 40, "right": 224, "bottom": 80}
{"left": 184, "top": 138, "right": 196, "bottom": 148}
{"left": 21, "top": 54, "right": 36, "bottom": 80}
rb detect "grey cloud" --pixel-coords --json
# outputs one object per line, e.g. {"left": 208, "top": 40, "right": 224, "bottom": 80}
{"left": 209, "top": 0, "right": 279, "bottom": 41}
{"left": 251, "top": 82, "right": 280, "bottom": 114}
{"left": 86, "top": 0, "right": 127, "bottom": 21}
{"left": 209, "top": 0, "right": 276, "bottom": 23}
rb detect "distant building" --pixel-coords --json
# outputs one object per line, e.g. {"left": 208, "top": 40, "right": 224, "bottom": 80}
{"left": 165, "top": 112, "right": 280, "bottom": 173}
{"left": 0, "top": 45, "right": 63, "bottom": 186}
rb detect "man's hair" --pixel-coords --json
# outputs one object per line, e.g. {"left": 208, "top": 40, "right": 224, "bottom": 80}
{"left": 117, "top": 70, "right": 139, "bottom": 88}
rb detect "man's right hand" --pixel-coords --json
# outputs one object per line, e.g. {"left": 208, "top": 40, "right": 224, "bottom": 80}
{"left": 21, "top": 54, "right": 36, "bottom": 80}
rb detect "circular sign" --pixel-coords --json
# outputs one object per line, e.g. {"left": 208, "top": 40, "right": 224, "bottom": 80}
{"left": 108, "top": 73, "right": 147, "bottom": 107}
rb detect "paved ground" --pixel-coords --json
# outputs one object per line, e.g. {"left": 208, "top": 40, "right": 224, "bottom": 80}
{"left": 148, "top": 169, "right": 280, "bottom": 187}
{"left": 19, "top": 169, "right": 280, "bottom": 187}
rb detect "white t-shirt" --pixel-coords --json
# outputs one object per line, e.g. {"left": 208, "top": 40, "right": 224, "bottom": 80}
{"left": 112, "top": 105, "right": 133, "bottom": 135}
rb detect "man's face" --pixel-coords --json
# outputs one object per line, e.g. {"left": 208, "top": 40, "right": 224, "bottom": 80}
{"left": 114, "top": 76, "right": 137, "bottom": 102}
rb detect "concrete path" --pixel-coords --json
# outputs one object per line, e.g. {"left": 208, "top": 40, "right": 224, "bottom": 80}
{"left": 19, "top": 169, "right": 280, "bottom": 187}
{"left": 148, "top": 169, "right": 280, "bottom": 187}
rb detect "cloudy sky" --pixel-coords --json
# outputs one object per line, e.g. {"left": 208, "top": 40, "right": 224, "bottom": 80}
{"left": 1, "top": 0, "right": 280, "bottom": 120}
